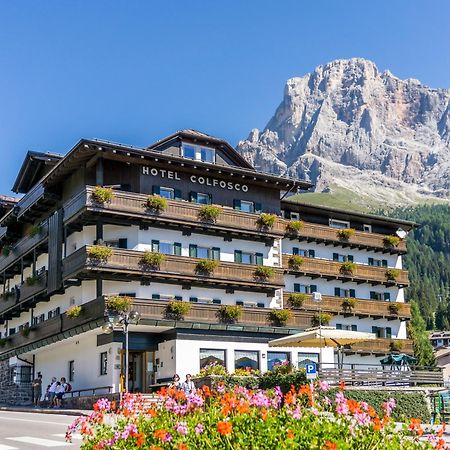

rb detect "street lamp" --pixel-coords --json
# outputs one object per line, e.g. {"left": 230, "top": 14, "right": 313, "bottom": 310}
{"left": 102, "top": 309, "right": 141, "bottom": 393}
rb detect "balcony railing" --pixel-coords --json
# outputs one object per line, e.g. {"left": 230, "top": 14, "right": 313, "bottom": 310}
{"left": 283, "top": 293, "right": 411, "bottom": 320}
{"left": 282, "top": 255, "right": 409, "bottom": 287}
{"left": 62, "top": 247, "right": 285, "bottom": 291}
{"left": 63, "top": 187, "right": 286, "bottom": 238}
{"left": 284, "top": 221, "right": 407, "bottom": 254}
{"left": 345, "top": 339, "right": 414, "bottom": 355}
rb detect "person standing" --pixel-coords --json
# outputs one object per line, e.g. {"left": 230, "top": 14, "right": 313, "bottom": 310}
{"left": 32, "top": 372, "right": 43, "bottom": 407}
{"left": 182, "top": 374, "right": 196, "bottom": 395}
{"left": 48, "top": 377, "right": 57, "bottom": 407}
{"left": 54, "top": 381, "right": 65, "bottom": 408}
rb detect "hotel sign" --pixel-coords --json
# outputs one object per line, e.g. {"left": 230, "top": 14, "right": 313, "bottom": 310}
{"left": 142, "top": 166, "right": 249, "bottom": 192}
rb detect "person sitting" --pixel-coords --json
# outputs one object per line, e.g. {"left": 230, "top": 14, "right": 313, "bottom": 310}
{"left": 169, "top": 373, "right": 181, "bottom": 389}
{"left": 182, "top": 374, "right": 196, "bottom": 395}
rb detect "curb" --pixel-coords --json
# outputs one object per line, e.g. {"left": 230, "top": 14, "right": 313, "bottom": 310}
{"left": 0, "top": 406, "right": 90, "bottom": 416}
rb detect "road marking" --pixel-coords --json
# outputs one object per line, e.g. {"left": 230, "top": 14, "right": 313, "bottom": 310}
{"left": 6, "top": 437, "right": 72, "bottom": 447}
{"left": 53, "top": 433, "right": 82, "bottom": 440}
{"left": 0, "top": 416, "right": 71, "bottom": 426}
{"left": 0, "top": 444, "right": 18, "bottom": 450}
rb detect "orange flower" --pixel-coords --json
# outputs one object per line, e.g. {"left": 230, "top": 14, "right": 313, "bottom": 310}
{"left": 175, "top": 390, "right": 187, "bottom": 402}
{"left": 339, "top": 381, "right": 346, "bottom": 391}
{"left": 236, "top": 400, "right": 250, "bottom": 414}
{"left": 150, "top": 447, "right": 162, "bottom": 450}
{"left": 347, "top": 399, "right": 360, "bottom": 414}
{"left": 284, "top": 391, "right": 295, "bottom": 405}
{"left": 323, "top": 441, "right": 337, "bottom": 450}
{"left": 287, "top": 429, "right": 294, "bottom": 439}
{"left": 147, "top": 408, "right": 157, "bottom": 417}
{"left": 110, "top": 401, "right": 116, "bottom": 411}
{"left": 373, "top": 417, "right": 382, "bottom": 432}
{"left": 260, "top": 408, "right": 268, "bottom": 421}
{"left": 178, "top": 444, "right": 188, "bottom": 450}
{"left": 136, "top": 432, "right": 145, "bottom": 447}
{"left": 221, "top": 405, "right": 231, "bottom": 416}
{"left": 299, "top": 384, "right": 310, "bottom": 396}
{"left": 217, "top": 421, "right": 233, "bottom": 435}
{"left": 202, "top": 385, "right": 211, "bottom": 397}
{"left": 154, "top": 429, "right": 167, "bottom": 440}
{"left": 409, "top": 418, "right": 424, "bottom": 436}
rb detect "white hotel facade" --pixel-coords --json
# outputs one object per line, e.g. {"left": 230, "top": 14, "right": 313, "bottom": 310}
{"left": 0, "top": 130, "right": 415, "bottom": 402}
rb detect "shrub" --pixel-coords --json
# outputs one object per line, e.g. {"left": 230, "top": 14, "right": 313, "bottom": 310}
{"left": 67, "top": 305, "right": 82, "bottom": 319}
{"left": 145, "top": 195, "right": 168, "bottom": 212}
{"left": 288, "top": 255, "right": 304, "bottom": 271}
{"left": 259, "top": 369, "right": 307, "bottom": 393}
{"left": 91, "top": 186, "right": 114, "bottom": 203}
{"left": 390, "top": 340, "right": 404, "bottom": 352}
{"left": 268, "top": 309, "right": 292, "bottom": 326}
{"left": 287, "top": 293, "right": 306, "bottom": 309}
{"left": 25, "top": 275, "right": 38, "bottom": 286}
{"left": 254, "top": 265, "right": 274, "bottom": 281}
{"left": 0, "top": 338, "right": 7, "bottom": 347}
{"left": 2, "top": 246, "right": 11, "bottom": 257}
{"left": 198, "top": 205, "right": 222, "bottom": 222}
{"left": 29, "top": 225, "right": 41, "bottom": 238}
{"left": 385, "top": 268, "right": 401, "bottom": 281}
{"left": 195, "top": 259, "right": 219, "bottom": 274}
{"left": 311, "top": 312, "right": 332, "bottom": 326}
{"left": 383, "top": 235, "right": 401, "bottom": 248}
{"left": 285, "top": 220, "right": 304, "bottom": 234}
{"left": 336, "top": 228, "right": 355, "bottom": 240}
{"left": 139, "top": 251, "right": 165, "bottom": 269}
{"left": 232, "top": 368, "right": 260, "bottom": 377}
{"left": 389, "top": 303, "right": 401, "bottom": 315}
{"left": 197, "top": 362, "right": 228, "bottom": 377}
{"left": 106, "top": 296, "right": 133, "bottom": 314}
{"left": 166, "top": 300, "right": 191, "bottom": 320}
{"left": 217, "top": 305, "right": 242, "bottom": 323}
{"left": 20, "top": 325, "right": 30, "bottom": 338}
{"left": 339, "top": 261, "right": 357, "bottom": 275}
{"left": 87, "top": 245, "right": 113, "bottom": 262}
{"left": 342, "top": 297, "right": 358, "bottom": 311}
{"left": 257, "top": 213, "right": 277, "bottom": 229}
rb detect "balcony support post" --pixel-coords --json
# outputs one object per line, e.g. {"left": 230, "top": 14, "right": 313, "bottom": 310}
{"left": 96, "top": 222, "right": 103, "bottom": 243}
{"left": 96, "top": 278, "right": 102, "bottom": 298}
{"left": 32, "top": 248, "right": 36, "bottom": 276}
{"left": 20, "top": 258, "right": 24, "bottom": 284}
{"left": 96, "top": 157, "right": 104, "bottom": 186}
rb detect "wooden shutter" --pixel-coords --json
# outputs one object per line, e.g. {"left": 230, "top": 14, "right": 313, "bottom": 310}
{"left": 212, "top": 299, "right": 221, "bottom": 304}
{"left": 368, "top": 257, "right": 374, "bottom": 266}
{"left": 151, "top": 240, "right": 159, "bottom": 252}
{"left": 370, "top": 291, "right": 377, "bottom": 300}
{"left": 334, "top": 287, "right": 340, "bottom": 297}
{"left": 211, "top": 247, "right": 221, "bottom": 261}
{"left": 174, "top": 296, "right": 182, "bottom": 301}
{"left": 294, "top": 283, "right": 300, "bottom": 292}
{"left": 234, "top": 250, "right": 242, "bottom": 263}
{"left": 189, "top": 192, "right": 198, "bottom": 203}
{"left": 118, "top": 238, "right": 128, "bottom": 249}
{"left": 310, "top": 284, "right": 317, "bottom": 293}
{"left": 386, "top": 327, "right": 392, "bottom": 338}
{"left": 152, "top": 294, "right": 161, "bottom": 299}
{"left": 189, "top": 297, "right": 198, "bottom": 303}
{"left": 349, "top": 289, "right": 356, "bottom": 298}
{"left": 351, "top": 325, "right": 357, "bottom": 331}
{"left": 173, "top": 242, "right": 182, "bottom": 256}
{"left": 382, "top": 260, "right": 388, "bottom": 268}
{"left": 233, "top": 199, "right": 241, "bottom": 210}
{"left": 383, "top": 292, "right": 391, "bottom": 301}
{"left": 257, "top": 302, "right": 265, "bottom": 308}
{"left": 254, "top": 203, "right": 262, "bottom": 213}
{"left": 236, "top": 301, "right": 244, "bottom": 306}
{"left": 152, "top": 186, "right": 160, "bottom": 195}
{"left": 336, "top": 324, "right": 342, "bottom": 330}
{"left": 189, "top": 245, "right": 197, "bottom": 258}
{"left": 308, "top": 250, "right": 315, "bottom": 258}
{"left": 333, "top": 253, "right": 339, "bottom": 261}
{"left": 255, "top": 253, "right": 263, "bottom": 265}
{"left": 293, "top": 247, "right": 299, "bottom": 255}
{"left": 174, "top": 189, "right": 182, "bottom": 200}
{"left": 347, "top": 255, "right": 354, "bottom": 262}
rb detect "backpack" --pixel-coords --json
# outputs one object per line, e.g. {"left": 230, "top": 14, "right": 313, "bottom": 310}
{"left": 65, "top": 383, "right": 72, "bottom": 392}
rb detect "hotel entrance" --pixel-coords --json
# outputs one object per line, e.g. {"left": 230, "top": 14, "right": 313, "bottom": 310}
{"left": 121, "top": 351, "right": 156, "bottom": 392}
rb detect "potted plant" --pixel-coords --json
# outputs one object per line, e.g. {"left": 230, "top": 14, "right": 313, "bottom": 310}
{"left": 254, "top": 266, "right": 274, "bottom": 281}
{"left": 105, "top": 295, "right": 133, "bottom": 314}
{"left": 25, "top": 275, "right": 39, "bottom": 286}
{"left": 0, "top": 337, "right": 7, "bottom": 348}
{"left": 336, "top": 228, "right": 355, "bottom": 241}
{"left": 383, "top": 235, "right": 401, "bottom": 248}
{"left": 20, "top": 325, "right": 31, "bottom": 338}
{"left": 217, "top": 305, "right": 242, "bottom": 323}
{"left": 2, "top": 245, "right": 11, "bottom": 257}
{"left": 29, "top": 225, "right": 41, "bottom": 238}
{"left": 87, "top": 245, "right": 113, "bottom": 263}
{"left": 288, "top": 255, "right": 304, "bottom": 271}
{"left": 342, "top": 297, "right": 357, "bottom": 311}
{"left": 388, "top": 303, "right": 401, "bottom": 315}
{"left": 339, "top": 261, "right": 357, "bottom": 276}
{"left": 67, "top": 305, "right": 83, "bottom": 319}
{"left": 195, "top": 259, "right": 219, "bottom": 275}
{"left": 268, "top": 309, "right": 292, "bottom": 326}
{"left": 385, "top": 268, "right": 401, "bottom": 281}
{"left": 311, "top": 313, "right": 332, "bottom": 327}
{"left": 91, "top": 186, "right": 114, "bottom": 203}
{"left": 139, "top": 251, "right": 165, "bottom": 270}
{"left": 1, "top": 291, "right": 14, "bottom": 301}
{"left": 166, "top": 300, "right": 191, "bottom": 320}
{"left": 257, "top": 213, "right": 277, "bottom": 229}
{"left": 287, "top": 293, "right": 306, "bottom": 309}
{"left": 145, "top": 195, "right": 168, "bottom": 212}
{"left": 390, "top": 340, "right": 404, "bottom": 352}
{"left": 198, "top": 205, "right": 222, "bottom": 223}
{"left": 285, "top": 220, "right": 304, "bottom": 235}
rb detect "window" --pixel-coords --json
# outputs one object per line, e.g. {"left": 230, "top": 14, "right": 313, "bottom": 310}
{"left": 151, "top": 240, "right": 182, "bottom": 256}
{"left": 370, "top": 291, "right": 391, "bottom": 301}
{"left": 329, "top": 219, "right": 350, "bottom": 229}
{"left": 372, "top": 326, "right": 392, "bottom": 338}
{"left": 363, "top": 224, "right": 372, "bottom": 233}
{"left": 336, "top": 324, "right": 357, "bottom": 331}
{"left": 182, "top": 144, "right": 216, "bottom": 163}
{"left": 159, "top": 187, "right": 174, "bottom": 199}
{"left": 290, "top": 212, "right": 300, "bottom": 220}
{"left": 199, "top": 349, "right": 226, "bottom": 369}
{"left": 333, "top": 253, "right": 354, "bottom": 262}
{"left": 190, "top": 192, "right": 212, "bottom": 204}
{"left": 267, "top": 351, "right": 290, "bottom": 371}
{"left": 68, "top": 360, "right": 74, "bottom": 382}
{"left": 233, "top": 200, "right": 261, "bottom": 213}
{"left": 235, "top": 350, "right": 259, "bottom": 370}
{"left": 105, "top": 239, "right": 127, "bottom": 249}
{"left": 334, "top": 288, "right": 356, "bottom": 298}
{"left": 100, "top": 352, "right": 108, "bottom": 376}
{"left": 293, "top": 248, "right": 315, "bottom": 258}
{"left": 190, "top": 245, "right": 220, "bottom": 260}
{"left": 234, "top": 250, "right": 263, "bottom": 265}
{"left": 182, "top": 144, "right": 196, "bottom": 160}
{"left": 368, "top": 258, "right": 388, "bottom": 267}
{"left": 293, "top": 284, "right": 317, "bottom": 294}
{"left": 297, "top": 352, "right": 319, "bottom": 369}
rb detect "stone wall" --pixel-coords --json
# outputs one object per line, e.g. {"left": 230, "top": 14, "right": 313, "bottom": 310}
{"left": 0, "top": 360, "right": 33, "bottom": 406}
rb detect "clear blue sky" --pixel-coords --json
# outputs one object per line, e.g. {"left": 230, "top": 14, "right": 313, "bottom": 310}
{"left": 0, "top": 0, "right": 449, "bottom": 195}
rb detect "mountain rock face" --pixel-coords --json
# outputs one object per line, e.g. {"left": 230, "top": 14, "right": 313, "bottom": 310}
{"left": 237, "top": 58, "right": 450, "bottom": 202}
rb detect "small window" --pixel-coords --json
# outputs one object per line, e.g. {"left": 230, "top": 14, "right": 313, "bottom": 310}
{"left": 200, "top": 147, "right": 215, "bottom": 163}
{"left": 100, "top": 352, "right": 108, "bottom": 376}
{"left": 159, "top": 242, "right": 173, "bottom": 255}
{"left": 241, "top": 252, "right": 253, "bottom": 264}
{"left": 363, "top": 224, "right": 372, "bottom": 233}
{"left": 240, "top": 201, "right": 254, "bottom": 213}
{"left": 235, "top": 350, "right": 259, "bottom": 370}
{"left": 68, "top": 360, "right": 74, "bottom": 382}
{"left": 182, "top": 144, "right": 196, "bottom": 160}
{"left": 182, "top": 144, "right": 216, "bottom": 163}
{"left": 159, "top": 187, "right": 174, "bottom": 199}
{"left": 297, "top": 352, "right": 319, "bottom": 369}
{"left": 329, "top": 219, "right": 350, "bottom": 229}
{"left": 333, "top": 253, "right": 354, "bottom": 262}
{"left": 293, "top": 284, "right": 317, "bottom": 294}
{"left": 197, "top": 193, "right": 210, "bottom": 205}
{"left": 200, "top": 349, "right": 226, "bottom": 369}
{"left": 267, "top": 351, "right": 290, "bottom": 371}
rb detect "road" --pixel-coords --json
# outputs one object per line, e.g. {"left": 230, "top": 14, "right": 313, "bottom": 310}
{"left": 0, "top": 411, "right": 82, "bottom": 449}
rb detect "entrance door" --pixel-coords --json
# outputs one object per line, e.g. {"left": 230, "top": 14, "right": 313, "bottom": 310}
{"left": 129, "top": 352, "right": 143, "bottom": 393}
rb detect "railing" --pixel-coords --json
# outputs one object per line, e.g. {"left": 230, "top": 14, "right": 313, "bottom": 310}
{"left": 63, "top": 187, "right": 286, "bottom": 238}
{"left": 282, "top": 254, "right": 409, "bottom": 287}
{"left": 66, "top": 386, "right": 114, "bottom": 398}
{"left": 283, "top": 293, "right": 411, "bottom": 320}
{"left": 16, "top": 183, "right": 45, "bottom": 219}
{"left": 62, "top": 246, "right": 285, "bottom": 290}
{"left": 345, "top": 339, "right": 414, "bottom": 355}
{"left": 285, "top": 221, "right": 407, "bottom": 254}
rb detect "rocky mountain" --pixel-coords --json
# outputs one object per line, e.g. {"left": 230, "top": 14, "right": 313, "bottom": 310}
{"left": 237, "top": 58, "right": 450, "bottom": 205}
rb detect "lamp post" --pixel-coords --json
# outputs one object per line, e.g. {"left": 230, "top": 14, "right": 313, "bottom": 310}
{"left": 102, "top": 310, "right": 141, "bottom": 393}
{"left": 312, "top": 291, "right": 322, "bottom": 367}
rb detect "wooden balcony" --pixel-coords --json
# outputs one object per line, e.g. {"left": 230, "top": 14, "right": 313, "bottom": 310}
{"left": 282, "top": 255, "right": 409, "bottom": 287}
{"left": 283, "top": 293, "right": 411, "bottom": 320}
{"left": 62, "top": 246, "right": 285, "bottom": 292}
{"left": 283, "top": 221, "right": 407, "bottom": 254}
{"left": 344, "top": 339, "right": 414, "bottom": 356}
{"left": 63, "top": 187, "right": 286, "bottom": 240}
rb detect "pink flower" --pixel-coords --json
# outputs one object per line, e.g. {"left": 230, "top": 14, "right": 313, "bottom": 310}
{"left": 195, "top": 423, "right": 204, "bottom": 434}
{"left": 319, "top": 380, "right": 330, "bottom": 392}
{"left": 382, "top": 398, "right": 396, "bottom": 417}
{"left": 175, "top": 421, "right": 188, "bottom": 436}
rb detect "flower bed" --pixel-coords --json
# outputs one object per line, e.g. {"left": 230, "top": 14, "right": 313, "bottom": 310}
{"left": 67, "top": 383, "right": 442, "bottom": 449}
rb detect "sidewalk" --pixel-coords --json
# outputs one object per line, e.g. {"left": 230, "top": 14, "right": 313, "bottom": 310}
{"left": 0, "top": 405, "right": 91, "bottom": 416}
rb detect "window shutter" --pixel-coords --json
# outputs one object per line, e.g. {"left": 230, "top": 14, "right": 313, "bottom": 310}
{"left": 257, "top": 302, "right": 265, "bottom": 308}
{"left": 284, "top": 211, "right": 291, "bottom": 219}
{"left": 308, "top": 249, "right": 315, "bottom": 258}
{"left": 370, "top": 291, "right": 377, "bottom": 300}
{"left": 211, "top": 247, "right": 221, "bottom": 261}
{"left": 382, "top": 260, "right": 388, "bottom": 268}
{"left": 333, "top": 253, "right": 339, "bottom": 261}
{"left": 207, "top": 194, "right": 213, "bottom": 204}
{"left": 294, "top": 283, "right": 300, "bottom": 293}
{"left": 293, "top": 247, "right": 299, "bottom": 256}
{"left": 173, "top": 242, "right": 182, "bottom": 256}
{"left": 55, "top": 307, "right": 60, "bottom": 315}
{"left": 351, "top": 325, "right": 357, "bottom": 331}
{"left": 336, "top": 324, "right": 342, "bottom": 330}
{"left": 189, "top": 297, "right": 198, "bottom": 303}
{"left": 386, "top": 327, "right": 392, "bottom": 338}
{"left": 349, "top": 289, "right": 356, "bottom": 298}
{"left": 254, "top": 203, "right": 262, "bottom": 213}
{"left": 152, "top": 186, "right": 160, "bottom": 195}
{"left": 383, "top": 292, "right": 391, "bottom": 301}
{"left": 189, "top": 244, "right": 197, "bottom": 258}
{"left": 152, "top": 294, "right": 161, "bottom": 300}
{"left": 310, "top": 284, "right": 317, "bottom": 293}
{"left": 372, "top": 326, "right": 378, "bottom": 334}
{"left": 368, "top": 257, "right": 374, "bottom": 266}
{"left": 236, "top": 301, "right": 244, "bottom": 306}
{"left": 174, "top": 296, "right": 182, "bottom": 301}
{"left": 212, "top": 299, "right": 221, "bottom": 304}
{"left": 234, "top": 250, "right": 242, "bottom": 263}
{"left": 174, "top": 189, "right": 182, "bottom": 200}
{"left": 233, "top": 199, "right": 241, "bottom": 211}
{"left": 151, "top": 240, "right": 159, "bottom": 252}
{"left": 255, "top": 253, "right": 263, "bottom": 265}
{"left": 347, "top": 255, "right": 354, "bottom": 262}
{"left": 334, "top": 287, "right": 340, "bottom": 297}
{"left": 189, "top": 192, "right": 197, "bottom": 203}
{"left": 118, "top": 238, "right": 128, "bottom": 249}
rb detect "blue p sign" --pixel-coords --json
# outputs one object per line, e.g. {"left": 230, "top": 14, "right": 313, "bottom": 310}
{"left": 306, "top": 362, "right": 317, "bottom": 379}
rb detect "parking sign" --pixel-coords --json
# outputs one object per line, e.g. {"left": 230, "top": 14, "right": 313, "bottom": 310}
{"left": 305, "top": 362, "right": 317, "bottom": 380}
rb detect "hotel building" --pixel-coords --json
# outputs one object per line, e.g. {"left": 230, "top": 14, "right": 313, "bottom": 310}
{"left": 0, "top": 130, "right": 415, "bottom": 403}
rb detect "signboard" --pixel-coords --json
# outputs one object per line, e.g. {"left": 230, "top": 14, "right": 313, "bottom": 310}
{"left": 305, "top": 362, "right": 317, "bottom": 380}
